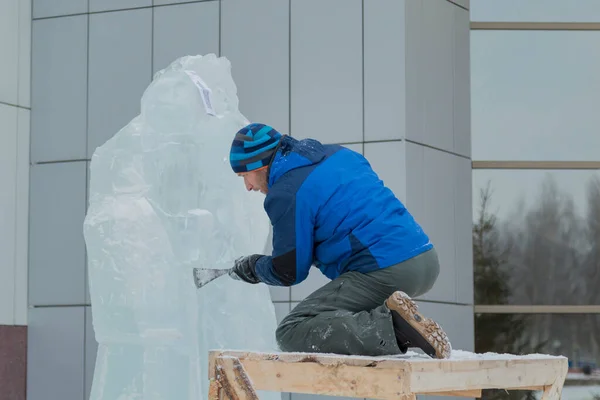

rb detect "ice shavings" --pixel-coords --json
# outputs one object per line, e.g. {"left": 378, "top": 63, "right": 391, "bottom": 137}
{"left": 83, "top": 54, "right": 280, "bottom": 400}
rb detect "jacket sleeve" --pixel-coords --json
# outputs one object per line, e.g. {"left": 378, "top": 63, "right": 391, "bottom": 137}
{"left": 253, "top": 184, "right": 315, "bottom": 286}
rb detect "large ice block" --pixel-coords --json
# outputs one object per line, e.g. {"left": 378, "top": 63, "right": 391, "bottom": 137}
{"left": 83, "top": 54, "right": 280, "bottom": 400}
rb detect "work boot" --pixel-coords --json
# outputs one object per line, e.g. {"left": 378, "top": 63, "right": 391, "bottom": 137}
{"left": 385, "top": 291, "right": 452, "bottom": 359}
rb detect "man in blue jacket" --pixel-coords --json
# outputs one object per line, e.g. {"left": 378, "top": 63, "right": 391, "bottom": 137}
{"left": 228, "top": 123, "right": 451, "bottom": 359}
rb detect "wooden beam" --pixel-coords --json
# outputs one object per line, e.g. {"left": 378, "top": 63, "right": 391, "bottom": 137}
{"left": 409, "top": 358, "right": 566, "bottom": 393}
{"left": 210, "top": 356, "right": 259, "bottom": 400}
{"left": 208, "top": 351, "right": 569, "bottom": 400}
{"left": 233, "top": 357, "right": 413, "bottom": 399}
{"left": 421, "top": 390, "right": 482, "bottom": 397}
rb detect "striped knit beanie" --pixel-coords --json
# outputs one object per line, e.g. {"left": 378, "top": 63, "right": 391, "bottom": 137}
{"left": 229, "top": 123, "right": 282, "bottom": 173}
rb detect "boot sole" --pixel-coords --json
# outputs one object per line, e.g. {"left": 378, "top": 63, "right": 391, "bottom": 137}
{"left": 386, "top": 291, "right": 452, "bottom": 359}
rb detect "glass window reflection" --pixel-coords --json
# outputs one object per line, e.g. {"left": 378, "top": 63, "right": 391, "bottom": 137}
{"left": 473, "top": 169, "right": 600, "bottom": 305}
{"left": 471, "top": 31, "right": 600, "bottom": 161}
{"left": 475, "top": 313, "right": 600, "bottom": 400}
{"left": 471, "top": 0, "right": 600, "bottom": 23}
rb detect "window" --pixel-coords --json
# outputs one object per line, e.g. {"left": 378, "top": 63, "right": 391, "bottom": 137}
{"left": 471, "top": 10, "right": 600, "bottom": 396}
{"left": 471, "top": 0, "right": 600, "bottom": 23}
{"left": 471, "top": 30, "right": 600, "bottom": 161}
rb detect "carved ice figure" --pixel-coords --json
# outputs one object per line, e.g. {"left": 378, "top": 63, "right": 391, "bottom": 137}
{"left": 83, "top": 54, "right": 280, "bottom": 400}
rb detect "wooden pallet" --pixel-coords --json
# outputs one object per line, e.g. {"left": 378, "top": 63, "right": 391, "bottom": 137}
{"left": 208, "top": 350, "right": 568, "bottom": 400}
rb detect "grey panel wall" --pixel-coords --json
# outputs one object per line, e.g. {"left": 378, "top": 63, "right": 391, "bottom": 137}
{"left": 29, "top": 162, "right": 87, "bottom": 306}
{"left": 87, "top": 8, "right": 152, "bottom": 156}
{"left": 90, "top": 0, "right": 151, "bottom": 13}
{"left": 32, "top": 0, "right": 87, "bottom": 19}
{"left": 405, "top": 144, "right": 459, "bottom": 302}
{"left": 404, "top": 0, "right": 473, "bottom": 314}
{"left": 221, "top": 0, "right": 289, "bottom": 132}
{"left": 27, "top": 3, "right": 243, "bottom": 399}
{"left": 153, "top": 1, "right": 219, "bottom": 73}
{"left": 85, "top": 307, "right": 96, "bottom": 400}
{"left": 364, "top": 142, "right": 407, "bottom": 202}
{"left": 454, "top": 7, "right": 472, "bottom": 157}
{"left": 31, "top": 15, "right": 88, "bottom": 162}
{"left": 27, "top": 1, "right": 473, "bottom": 399}
{"left": 455, "top": 157, "right": 474, "bottom": 304}
{"left": 0, "top": 0, "right": 30, "bottom": 327}
{"left": 364, "top": 0, "right": 406, "bottom": 142}
{"left": 290, "top": 0, "right": 363, "bottom": 143}
{"left": 27, "top": 307, "right": 85, "bottom": 400}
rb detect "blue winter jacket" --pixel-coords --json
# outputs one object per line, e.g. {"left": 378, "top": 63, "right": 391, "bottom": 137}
{"left": 253, "top": 135, "right": 433, "bottom": 286}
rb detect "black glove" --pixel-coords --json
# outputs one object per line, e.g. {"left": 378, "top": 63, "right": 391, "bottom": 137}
{"left": 229, "top": 254, "right": 263, "bottom": 284}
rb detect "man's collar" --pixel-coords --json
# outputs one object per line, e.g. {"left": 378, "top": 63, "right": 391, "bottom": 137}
{"left": 266, "top": 136, "right": 285, "bottom": 187}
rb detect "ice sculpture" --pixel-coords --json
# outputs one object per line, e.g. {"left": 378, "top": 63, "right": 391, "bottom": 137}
{"left": 83, "top": 54, "right": 280, "bottom": 400}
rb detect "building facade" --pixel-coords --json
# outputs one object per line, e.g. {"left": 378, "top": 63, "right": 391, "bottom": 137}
{"left": 0, "top": 0, "right": 473, "bottom": 399}
{"left": 470, "top": 1, "right": 600, "bottom": 392}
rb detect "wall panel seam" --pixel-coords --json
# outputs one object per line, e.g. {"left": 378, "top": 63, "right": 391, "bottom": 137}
{"left": 405, "top": 139, "right": 470, "bottom": 160}
{"left": 33, "top": 12, "right": 88, "bottom": 20}
{"left": 11, "top": 108, "right": 19, "bottom": 324}
{"left": 16, "top": 4, "right": 22, "bottom": 111}
{"left": 85, "top": 0, "right": 90, "bottom": 162}
{"left": 471, "top": 22, "right": 600, "bottom": 30}
{"left": 151, "top": 5, "right": 155, "bottom": 74}
{"left": 451, "top": 4, "right": 457, "bottom": 160}
{"left": 34, "top": 159, "right": 91, "bottom": 165}
{"left": 361, "top": 0, "right": 365, "bottom": 144}
{"left": 0, "top": 101, "right": 30, "bottom": 110}
{"left": 31, "top": 1, "right": 219, "bottom": 20}
{"left": 217, "top": 0, "right": 221, "bottom": 56}
{"left": 417, "top": 299, "right": 473, "bottom": 307}
{"left": 288, "top": 0, "right": 291, "bottom": 137}
{"left": 31, "top": 304, "right": 91, "bottom": 308}
{"left": 452, "top": 4, "right": 458, "bottom": 304}
{"left": 84, "top": 0, "right": 91, "bottom": 383}
{"left": 446, "top": 0, "right": 468, "bottom": 12}
{"left": 24, "top": 0, "right": 32, "bottom": 325}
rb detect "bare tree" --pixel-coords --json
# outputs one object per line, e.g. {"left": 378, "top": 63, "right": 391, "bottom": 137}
{"left": 505, "top": 174, "right": 584, "bottom": 306}
{"left": 582, "top": 176, "right": 600, "bottom": 365}
{"left": 473, "top": 182, "right": 538, "bottom": 400}
{"left": 473, "top": 181, "right": 511, "bottom": 305}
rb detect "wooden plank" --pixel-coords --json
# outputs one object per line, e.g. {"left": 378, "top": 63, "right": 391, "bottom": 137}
{"left": 409, "top": 358, "right": 568, "bottom": 392}
{"left": 208, "top": 378, "right": 223, "bottom": 400}
{"left": 212, "top": 350, "right": 411, "bottom": 368}
{"left": 214, "top": 356, "right": 259, "bottom": 400}
{"left": 421, "top": 390, "right": 482, "bottom": 397}
{"left": 541, "top": 366, "right": 568, "bottom": 400}
{"left": 505, "top": 386, "right": 545, "bottom": 391}
{"left": 236, "top": 358, "right": 412, "bottom": 399}
{"left": 212, "top": 350, "right": 566, "bottom": 367}
{"left": 209, "top": 350, "right": 568, "bottom": 399}
{"left": 409, "top": 357, "right": 567, "bottom": 373}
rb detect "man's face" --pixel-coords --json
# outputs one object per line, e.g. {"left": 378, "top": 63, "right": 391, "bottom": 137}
{"left": 238, "top": 168, "right": 269, "bottom": 194}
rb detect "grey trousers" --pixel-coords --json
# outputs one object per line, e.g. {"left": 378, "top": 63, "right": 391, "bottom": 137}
{"left": 275, "top": 248, "right": 440, "bottom": 356}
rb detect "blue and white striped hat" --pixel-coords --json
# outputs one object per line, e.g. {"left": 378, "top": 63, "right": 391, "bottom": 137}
{"left": 229, "top": 123, "right": 282, "bottom": 173}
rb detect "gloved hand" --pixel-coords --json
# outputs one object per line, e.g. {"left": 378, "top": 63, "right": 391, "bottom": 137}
{"left": 229, "top": 254, "right": 263, "bottom": 284}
